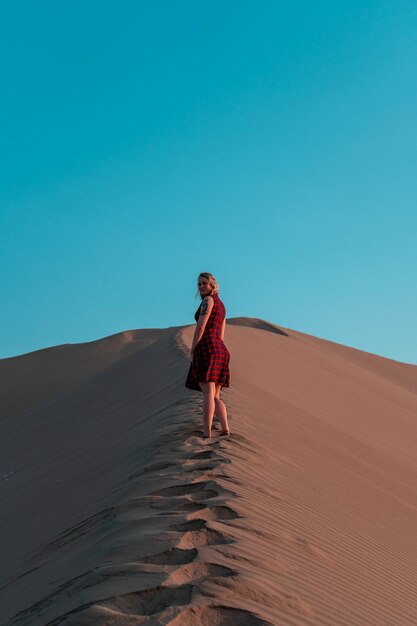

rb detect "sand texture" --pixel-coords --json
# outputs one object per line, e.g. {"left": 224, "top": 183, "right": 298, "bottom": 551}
{"left": 1, "top": 319, "right": 417, "bottom": 625}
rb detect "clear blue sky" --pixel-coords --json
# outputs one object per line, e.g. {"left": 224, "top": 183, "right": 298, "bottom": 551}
{"left": 1, "top": 1, "right": 416, "bottom": 364}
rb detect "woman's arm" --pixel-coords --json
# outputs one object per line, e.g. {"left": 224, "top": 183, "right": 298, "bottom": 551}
{"left": 191, "top": 296, "right": 214, "bottom": 355}
{"left": 221, "top": 318, "right": 226, "bottom": 341}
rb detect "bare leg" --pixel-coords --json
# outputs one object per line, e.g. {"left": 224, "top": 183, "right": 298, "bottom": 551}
{"left": 214, "top": 384, "right": 230, "bottom": 433}
{"left": 199, "top": 381, "right": 216, "bottom": 437}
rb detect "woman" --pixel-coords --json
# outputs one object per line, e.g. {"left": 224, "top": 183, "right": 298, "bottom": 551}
{"left": 185, "top": 272, "right": 231, "bottom": 439}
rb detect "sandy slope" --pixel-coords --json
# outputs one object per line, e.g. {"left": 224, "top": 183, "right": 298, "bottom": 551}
{"left": 1, "top": 319, "right": 417, "bottom": 625}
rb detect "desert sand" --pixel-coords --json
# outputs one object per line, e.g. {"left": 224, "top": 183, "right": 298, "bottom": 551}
{"left": 1, "top": 318, "right": 417, "bottom": 625}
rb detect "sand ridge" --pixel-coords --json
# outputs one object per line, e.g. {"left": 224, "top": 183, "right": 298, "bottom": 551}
{"left": 7, "top": 394, "right": 272, "bottom": 625}
{"left": 2, "top": 318, "right": 417, "bottom": 625}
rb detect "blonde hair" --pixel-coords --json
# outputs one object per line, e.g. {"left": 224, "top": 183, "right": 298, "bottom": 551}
{"left": 196, "top": 272, "right": 219, "bottom": 299}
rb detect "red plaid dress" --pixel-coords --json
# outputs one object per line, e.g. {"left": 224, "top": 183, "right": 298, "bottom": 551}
{"left": 185, "top": 292, "right": 231, "bottom": 392}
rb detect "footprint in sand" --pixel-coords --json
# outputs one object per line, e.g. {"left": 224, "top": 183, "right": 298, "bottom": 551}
{"left": 168, "top": 605, "right": 271, "bottom": 625}
{"left": 141, "top": 546, "right": 197, "bottom": 565}
{"left": 148, "top": 481, "right": 219, "bottom": 499}
{"left": 128, "top": 461, "right": 179, "bottom": 480}
{"left": 177, "top": 526, "right": 234, "bottom": 548}
{"left": 190, "top": 450, "right": 214, "bottom": 460}
{"left": 164, "top": 561, "right": 237, "bottom": 585}
{"left": 168, "top": 518, "right": 208, "bottom": 532}
{"left": 151, "top": 498, "right": 206, "bottom": 512}
{"left": 189, "top": 504, "right": 241, "bottom": 521}
{"left": 98, "top": 584, "right": 193, "bottom": 616}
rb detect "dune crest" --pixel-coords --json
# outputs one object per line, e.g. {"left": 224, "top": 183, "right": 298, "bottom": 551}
{"left": 1, "top": 319, "right": 417, "bottom": 625}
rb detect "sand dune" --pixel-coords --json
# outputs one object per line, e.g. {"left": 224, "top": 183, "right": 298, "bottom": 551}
{"left": 1, "top": 319, "right": 417, "bottom": 625}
